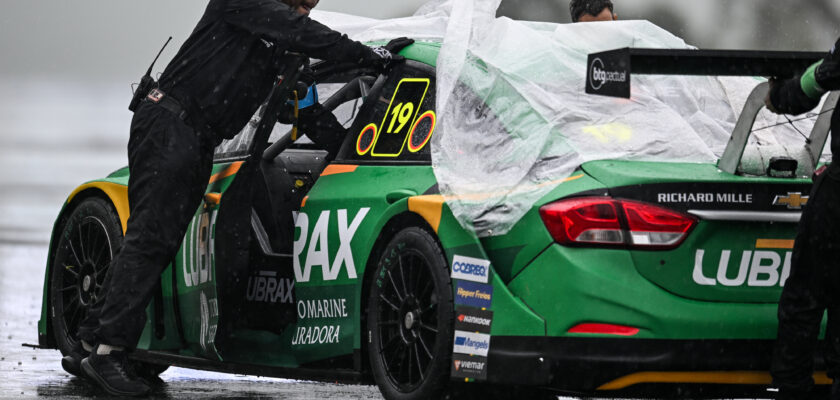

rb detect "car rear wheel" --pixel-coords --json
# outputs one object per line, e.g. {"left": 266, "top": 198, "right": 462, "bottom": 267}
{"left": 367, "top": 227, "right": 454, "bottom": 400}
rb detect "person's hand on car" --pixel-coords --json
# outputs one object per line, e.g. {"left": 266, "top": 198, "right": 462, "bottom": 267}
{"left": 369, "top": 37, "right": 415, "bottom": 70}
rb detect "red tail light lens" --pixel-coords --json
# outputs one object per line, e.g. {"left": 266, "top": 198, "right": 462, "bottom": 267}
{"left": 539, "top": 198, "right": 624, "bottom": 245}
{"left": 539, "top": 197, "right": 696, "bottom": 249}
{"left": 622, "top": 200, "right": 696, "bottom": 247}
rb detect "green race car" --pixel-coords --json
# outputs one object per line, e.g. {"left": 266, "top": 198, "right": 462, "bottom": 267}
{"left": 37, "top": 40, "right": 837, "bottom": 399}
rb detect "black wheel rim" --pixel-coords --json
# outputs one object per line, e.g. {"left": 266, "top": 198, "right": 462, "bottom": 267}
{"left": 56, "top": 215, "right": 113, "bottom": 345}
{"left": 376, "top": 249, "right": 439, "bottom": 391}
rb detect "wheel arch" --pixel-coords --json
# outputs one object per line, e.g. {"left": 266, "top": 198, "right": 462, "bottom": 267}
{"left": 358, "top": 211, "right": 442, "bottom": 376}
{"left": 39, "top": 182, "right": 128, "bottom": 348}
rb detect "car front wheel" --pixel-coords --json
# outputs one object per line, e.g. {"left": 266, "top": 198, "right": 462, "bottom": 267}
{"left": 367, "top": 226, "right": 454, "bottom": 400}
{"left": 50, "top": 197, "right": 122, "bottom": 357}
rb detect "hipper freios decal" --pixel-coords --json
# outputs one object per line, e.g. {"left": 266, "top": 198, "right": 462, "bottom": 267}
{"left": 454, "top": 281, "right": 493, "bottom": 309}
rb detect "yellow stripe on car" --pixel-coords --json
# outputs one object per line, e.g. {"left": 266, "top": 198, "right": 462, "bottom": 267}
{"left": 596, "top": 371, "right": 830, "bottom": 391}
{"left": 66, "top": 182, "right": 130, "bottom": 234}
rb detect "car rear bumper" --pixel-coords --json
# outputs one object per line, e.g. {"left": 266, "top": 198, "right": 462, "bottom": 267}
{"left": 485, "top": 336, "right": 830, "bottom": 395}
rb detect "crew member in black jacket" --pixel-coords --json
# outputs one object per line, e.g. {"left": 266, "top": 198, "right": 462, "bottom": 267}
{"left": 766, "top": 38, "right": 840, "bottom": 400}
{"left": 61, "top": 0, "right": 411, "bottom": 396}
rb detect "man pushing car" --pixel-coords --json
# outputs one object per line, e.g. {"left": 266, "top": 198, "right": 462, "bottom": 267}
{"left": 60, "top": 0, "right": 412, "bottom": 396}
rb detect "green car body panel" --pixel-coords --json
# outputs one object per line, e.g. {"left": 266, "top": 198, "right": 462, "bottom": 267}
{"left": 38, "top": 41, "right": 828, "bottom": 394}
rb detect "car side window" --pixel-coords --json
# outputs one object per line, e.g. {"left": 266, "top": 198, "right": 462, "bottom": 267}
{"left": 214, "top": 68, "right": 372, "bottom": 160}
{"left": 214, "top": 107, "right": 294, "bottom": 160}
{"left": 336, "top": 61, "right": 436, "bottom": 164}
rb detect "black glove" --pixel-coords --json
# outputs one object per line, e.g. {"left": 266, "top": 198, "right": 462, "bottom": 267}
{"left": 369, "top": 37, "right": 415, "bottom": 70}
{"left": 767, "top": 76, "right": 821, "bottom": 116}
{"left": 384, "top": 37, "right": 415, "bottom": 54}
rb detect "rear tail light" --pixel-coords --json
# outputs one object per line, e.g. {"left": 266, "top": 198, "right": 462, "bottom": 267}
{"left": 539, "top": 197, "right": 696, "bottom": 249}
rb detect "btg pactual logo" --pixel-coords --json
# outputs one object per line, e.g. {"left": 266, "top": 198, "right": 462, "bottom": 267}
{"left": 590, "top": 57, "right": 607, "bottom": 90}
{"left": 589, "top": 57, "right": 627, "bottom": 91}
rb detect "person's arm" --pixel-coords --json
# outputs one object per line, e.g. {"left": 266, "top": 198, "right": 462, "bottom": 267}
{"left": 223, "top": 0, "right": 379, "bottom": 65}
{"left": 768, "top": 37, "right": 840, "bottom": 115}
{"left": 297, "top": 103, "right": 347, "bottom": 159}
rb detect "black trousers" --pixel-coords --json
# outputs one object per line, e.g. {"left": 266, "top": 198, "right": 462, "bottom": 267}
{"left": 78, "top": 100, "right": 214, "bottom": 348}
{"left": 772, "top": 171, "right": 840, "bottom": 396}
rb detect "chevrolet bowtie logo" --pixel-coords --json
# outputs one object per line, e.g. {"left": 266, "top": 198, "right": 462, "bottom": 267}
{"left": 773, "top": 192, "right": 809, "bottom": 209}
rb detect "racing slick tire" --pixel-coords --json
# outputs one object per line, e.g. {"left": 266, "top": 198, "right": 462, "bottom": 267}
{"left": 49, "top": 196, "right": 168, "bottom": 377}
{"left": 367, "top": 226, "right": 455, "bottom": 400}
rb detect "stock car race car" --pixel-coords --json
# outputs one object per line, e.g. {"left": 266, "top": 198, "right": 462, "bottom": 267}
{"left": 37, "top": 37, "right": 839, "bottom": 399}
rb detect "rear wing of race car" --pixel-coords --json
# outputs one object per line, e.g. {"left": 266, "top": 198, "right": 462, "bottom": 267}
{"left": 585, "top": 48, "right": 839, "bottom": 176}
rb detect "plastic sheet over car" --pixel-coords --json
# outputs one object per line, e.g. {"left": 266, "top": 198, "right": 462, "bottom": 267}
{"left": 313, "top": 1, "right": 822, "bottom": 237}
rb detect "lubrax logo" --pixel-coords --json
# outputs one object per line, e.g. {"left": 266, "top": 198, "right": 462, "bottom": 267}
{"left": 246, "top": 271, "right": 294, "bottom": 304}
{"left": 451, "top": 255, "right": 490, "bottom": 283}
{"left": 453, "top": 331, "right": 491, "bottom": 357}
{"left": 692, "top": 242, "right": 793, "bottom": 287}
{"left": 589, "top": 58, "right": 627, "bottom": 91}
{"left": 293, "top": 208, "right": 369, "bottom": 283}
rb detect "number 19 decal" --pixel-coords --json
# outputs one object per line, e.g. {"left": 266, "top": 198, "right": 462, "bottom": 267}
{"left": 369, "top": 78, "right": 430, "bottom": 157}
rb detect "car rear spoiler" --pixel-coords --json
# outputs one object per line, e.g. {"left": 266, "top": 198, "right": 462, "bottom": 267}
{"left": 585, "top": 48, "right": 838, "bottom": 176}
{"left": 585, "top": 48, "right": 824, "bottom": 98}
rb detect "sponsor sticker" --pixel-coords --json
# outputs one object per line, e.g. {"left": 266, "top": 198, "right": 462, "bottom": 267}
{"left": 586, "top": 54, "right": 630, "bottom": 98}
{"left": 246, "top": 271, "right": 294, "bottom": 304}
{"left": 453, "top": 330, "right": 490, "bottom": 357}
{"left": 451, "top": 354, "right": 488, "bottom": 380}
{"left": 451, "top": 255, "right": 490, "bottom": 283}
{"left": 293, "top": 208, "right": 369, "bottom": 283}
{"left": 773, "top": 192, "right": 809, "bottom": 210}
{"left": 455, "top": 281, "right": 493, "bottom": 309}
{"left": 291, "top": 297, "right": 350, "bottom": 346}
{"left": 455, "top": 306, "right": 493, "bottom": 334}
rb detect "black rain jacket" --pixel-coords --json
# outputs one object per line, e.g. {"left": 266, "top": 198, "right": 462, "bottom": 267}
{"left": 157, "top": 0, "right": 379, "bottom": 140}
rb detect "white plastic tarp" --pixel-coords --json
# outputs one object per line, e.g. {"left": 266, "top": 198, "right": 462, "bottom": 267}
{"left": 313, "top": 1, "right": 821, "bottom": 237}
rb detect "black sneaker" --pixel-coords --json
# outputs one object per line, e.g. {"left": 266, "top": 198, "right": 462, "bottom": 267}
{"left": 60, "top": 340, "right": 89, "bottom": 378}
{"left": 81, "top": 346, "right": 150, "bottom": 397}
{"left": 127, "top": 361, "right": 166, "bottom": 388}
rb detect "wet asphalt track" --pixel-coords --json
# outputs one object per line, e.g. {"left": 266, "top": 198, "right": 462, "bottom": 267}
{"left": 0, "top": 243, "right": 386, "bottom": 399}
{"left": 0, "top": 230, "right": 780, "bottom": 400}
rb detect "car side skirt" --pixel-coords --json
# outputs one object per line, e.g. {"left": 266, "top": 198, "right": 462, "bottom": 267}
{"left": 130, "top": 349, "right": 369, "bottom": 384}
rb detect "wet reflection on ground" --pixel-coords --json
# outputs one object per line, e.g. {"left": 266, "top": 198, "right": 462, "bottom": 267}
{"left": 0, "top": 243, "right": 383, "bottom": 399}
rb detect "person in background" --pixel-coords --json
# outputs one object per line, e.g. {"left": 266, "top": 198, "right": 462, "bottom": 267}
{"left": 569, "top": 0, "right": 617, "bottom": 23}
{"left": 766, "top": 38, "right": 840, "bottom": 400}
